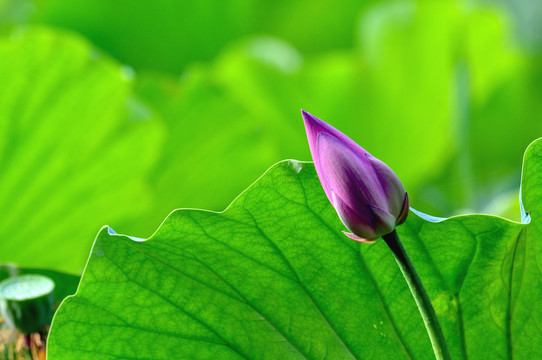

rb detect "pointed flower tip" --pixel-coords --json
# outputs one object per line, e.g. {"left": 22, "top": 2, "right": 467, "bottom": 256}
{"left": 301, "top": 111, "right": 408, "bottom": 243}
{"left": 301, "top": 109, "right": 322, "bottom": 129}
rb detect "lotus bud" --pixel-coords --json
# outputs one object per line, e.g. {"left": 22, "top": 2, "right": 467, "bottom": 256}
{"left": 302, "top": 110, "right": 409, "bottom": 243}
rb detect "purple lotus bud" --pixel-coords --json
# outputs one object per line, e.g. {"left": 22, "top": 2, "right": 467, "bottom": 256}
{"left": 302, "top": 110, "right": 409, "bottom": 243}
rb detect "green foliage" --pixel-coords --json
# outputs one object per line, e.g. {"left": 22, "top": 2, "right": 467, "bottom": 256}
{"left": 358, "top": 0, "right": 542, "bottom": 216}
{"left": 135, "top": 0, "right": 541, "bottom": 223}
{"left": 48, "top": 139, "right": 541, "bottom": 359}
{"left": 0, "top": 29, "right": 163, "bottom": 273}
{"left": 0, "top": 25, "right": 455, "bottom": 272}
{"left": 0, "top": 1, "right": 539, "bottom": 357}
{"left": 1, "top": 0, "right": 541, "bottom": 284}
{"left": 20, "top": 0, "right": 365, "bottom": 74}
{"left": 131, "top": 36, "right": 454, "bottom": 233}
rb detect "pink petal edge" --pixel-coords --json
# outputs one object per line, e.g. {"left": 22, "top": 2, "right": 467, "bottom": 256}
{"left": 342, "top": 231, "right": 377, "bottom": 244}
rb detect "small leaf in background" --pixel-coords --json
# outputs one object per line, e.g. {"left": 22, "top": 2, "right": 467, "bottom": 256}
{"left": 48, "top": 138, "right": 541, "bottom": 359}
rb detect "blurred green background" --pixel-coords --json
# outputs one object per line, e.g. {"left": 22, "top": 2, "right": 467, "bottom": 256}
{"left": 0, "top": 0, "right": 540, "bottom": 274}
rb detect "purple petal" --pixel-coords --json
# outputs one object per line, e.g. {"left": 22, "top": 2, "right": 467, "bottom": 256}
{"left": 302, "top": 110, "right": 372, "bottom": 200}
{"left": 301, "top": 109, "right": 409, "bottom": 241}
{"left": 317, "top": 132, "right": 388, "bottom": 214}
{"left": 332, "top": 192, "right": 380, "bottom": 240}
{"left": 396, "top": 193, "right": 410, "bottom": 226}
{"left": 366, "top": 204, "right": 396, "bottom": 235}
{"left": 366, "top": 154, "right": 406, "bottom": 218}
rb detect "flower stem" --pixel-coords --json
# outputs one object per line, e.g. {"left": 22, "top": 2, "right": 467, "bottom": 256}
{"left": 382, "top": 230, "right": 451, "bottom": 360}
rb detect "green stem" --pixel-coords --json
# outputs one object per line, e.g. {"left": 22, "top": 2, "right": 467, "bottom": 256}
{"left": 382, "top": 230, "right": 451, "bottom": 360}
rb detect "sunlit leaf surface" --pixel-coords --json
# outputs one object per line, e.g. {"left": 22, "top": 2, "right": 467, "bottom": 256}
{"left": 48, "top": 139, "right": 542, "bottom": 359}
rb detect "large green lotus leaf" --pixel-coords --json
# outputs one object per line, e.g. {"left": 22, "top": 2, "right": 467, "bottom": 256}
{"left": 0, "top": 28, "right": 163, "bottom": 273}
{"left": 48, "top": 138, "right": 542, "bottom": 359}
